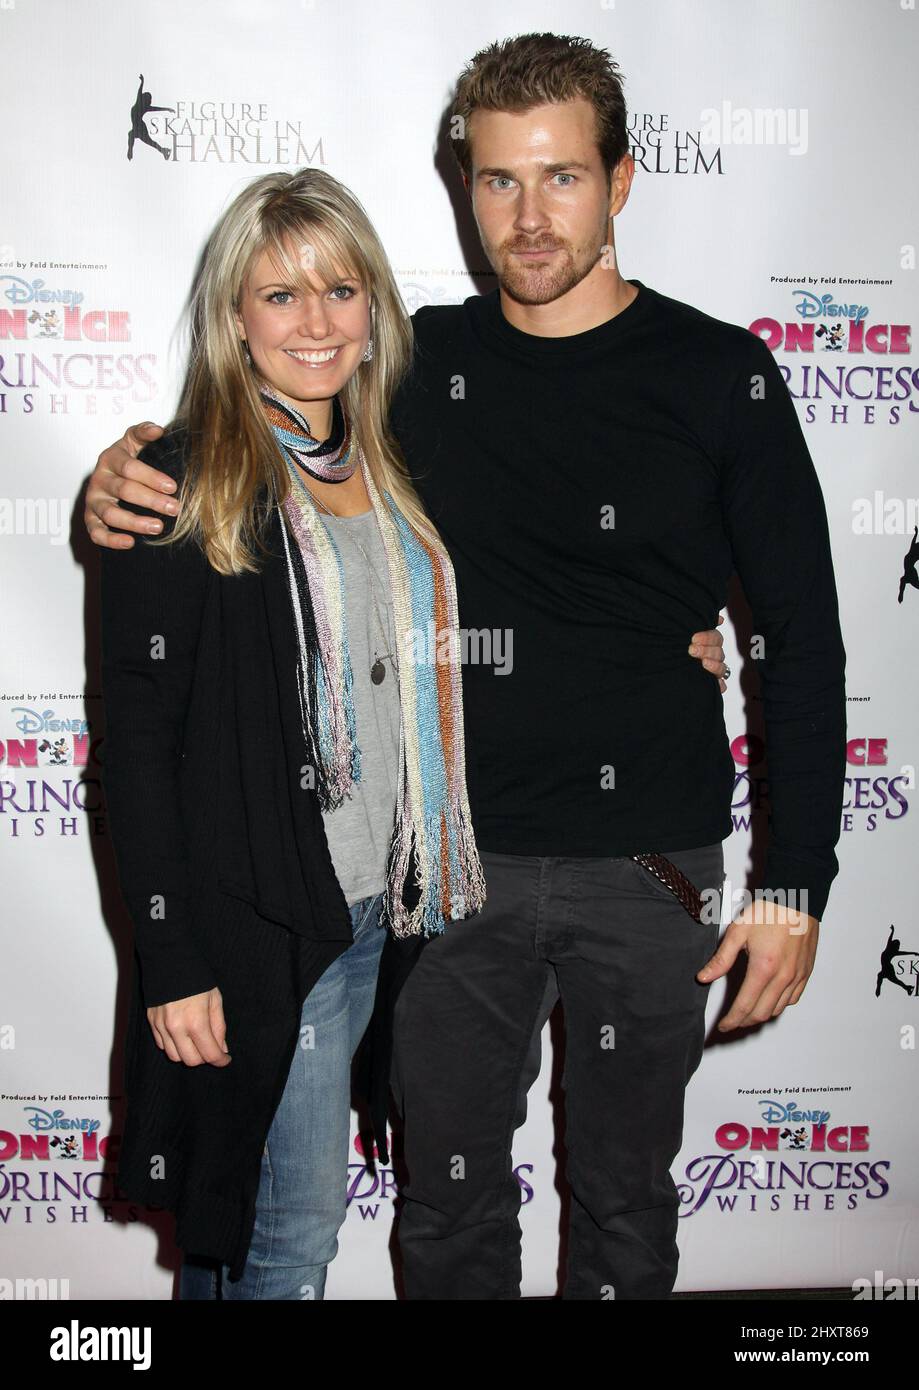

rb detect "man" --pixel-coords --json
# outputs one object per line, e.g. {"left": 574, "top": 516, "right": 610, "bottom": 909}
{"left": 84, "top": 33, "right": 845, "bottom": 1299}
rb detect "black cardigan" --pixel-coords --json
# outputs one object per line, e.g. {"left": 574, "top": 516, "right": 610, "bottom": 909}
{"left": 100, "top": 428, "right": 421, "bottom": 1278}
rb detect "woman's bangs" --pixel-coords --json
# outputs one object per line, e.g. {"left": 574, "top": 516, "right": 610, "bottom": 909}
{"left": 262, "top": 216, "right": 368, "bottom": 297}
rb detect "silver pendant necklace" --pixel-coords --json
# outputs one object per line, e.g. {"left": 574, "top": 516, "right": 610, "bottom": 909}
{"left": 306, "top": 482, "right": 396, "bottom": 685}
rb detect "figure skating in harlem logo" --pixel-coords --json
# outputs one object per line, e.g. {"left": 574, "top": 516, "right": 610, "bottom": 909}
{"left": 875, "top": 923, "right": 918, "bottom": 997}
{"left": 127, "top": 74, "right": 173, "bottom": 161}
{"left": 898, "top": 526, "right": 919, "bottom": 605}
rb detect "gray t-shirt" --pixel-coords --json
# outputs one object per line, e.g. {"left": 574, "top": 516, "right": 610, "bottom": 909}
{"left": 319, "top": 509, "right": 401, "bottom": 906}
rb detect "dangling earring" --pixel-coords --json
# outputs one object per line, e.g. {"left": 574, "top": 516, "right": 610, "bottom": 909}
{"left": 361, "top": 337, "right": 374, "bottom": 363}
{"left": 241, "top": 338, "right": 252, "bottom": 365}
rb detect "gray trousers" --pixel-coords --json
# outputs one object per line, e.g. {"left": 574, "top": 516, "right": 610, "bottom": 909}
{"left": 391, "top": 842, "right": 724, "bottom": 1299}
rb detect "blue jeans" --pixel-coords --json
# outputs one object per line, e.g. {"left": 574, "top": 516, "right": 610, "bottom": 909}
{"left": 178, "top": 892, "right": 386, "bottom": 1300}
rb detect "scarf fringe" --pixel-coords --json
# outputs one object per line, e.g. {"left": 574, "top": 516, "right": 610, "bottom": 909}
{"left": 383, "top": 794, "right": 488, "bottom": 940}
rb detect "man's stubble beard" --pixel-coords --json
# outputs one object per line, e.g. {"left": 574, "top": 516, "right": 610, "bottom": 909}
{"left": 490, "top": 234, "right": 605, "bottom": 307}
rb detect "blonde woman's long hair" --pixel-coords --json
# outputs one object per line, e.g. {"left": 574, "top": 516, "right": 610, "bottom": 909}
{"left": 153, "top": 167, "right": 433, "bottom": 574}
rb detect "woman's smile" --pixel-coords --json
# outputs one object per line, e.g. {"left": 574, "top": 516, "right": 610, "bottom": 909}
{"left": 283, "top": 345, "right": 345, "bottom": 368}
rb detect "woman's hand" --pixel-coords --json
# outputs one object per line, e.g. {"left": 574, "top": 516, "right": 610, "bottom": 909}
{"left": 85, "top": 421, "right": 179, "bottom": 548}
{"left": 689, "top": 612, "right": 729, "bottom": 692}
{"left": 146, "top": 987, "right": 231, "bottom": 1066}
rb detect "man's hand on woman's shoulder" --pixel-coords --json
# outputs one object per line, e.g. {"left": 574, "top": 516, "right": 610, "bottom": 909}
{"left": 86, "top": 421, "right": 181, "bottom": 548}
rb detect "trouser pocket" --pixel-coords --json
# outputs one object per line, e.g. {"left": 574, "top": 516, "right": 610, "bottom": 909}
{"left": 628, "top": 842, "right": 724, "bottom": 920}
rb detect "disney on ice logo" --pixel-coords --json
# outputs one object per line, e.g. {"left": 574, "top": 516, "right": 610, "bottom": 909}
{"left": 0, "top": 276, "right": 130, "bottom": 342}
{"left": 1, "top": 703, "right": 104, "bottom": 844}
{"left": 0, "top": 258, "right": 154, "bottom": 416}
{"left": 678, "top": 1096, "right": 889, "bottom": 1217}
{"left": 0, "top": 1105, "right": 127, "bottom": 1221}
{"left": 750, "top": 290, "right": 910, "bottom": 355}
{"left": 748, "top": 283, "right": 915, "bottom": 425}
{"left": 0, "top": 1106, "right": 114, "bottom": 1162}
{"left": 1, "top": 707, "right": 93, "bottom": 768}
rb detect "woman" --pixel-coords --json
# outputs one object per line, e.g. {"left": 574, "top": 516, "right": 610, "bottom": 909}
{"left": 100, "top": 167, "right": 485, "bottom": 1299}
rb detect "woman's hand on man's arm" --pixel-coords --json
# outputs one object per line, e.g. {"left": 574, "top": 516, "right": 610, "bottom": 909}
{"left": 690, "top": 612, "right": 729, "bottom": 693}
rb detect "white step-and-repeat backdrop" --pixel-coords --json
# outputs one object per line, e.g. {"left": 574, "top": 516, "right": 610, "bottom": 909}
{"left": 2, "top": 0, "right": 917, "bottom": 1299}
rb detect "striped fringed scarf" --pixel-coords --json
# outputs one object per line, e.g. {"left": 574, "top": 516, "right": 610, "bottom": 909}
{"left": 269, "top": 409, "right": 486, "bottom": 939}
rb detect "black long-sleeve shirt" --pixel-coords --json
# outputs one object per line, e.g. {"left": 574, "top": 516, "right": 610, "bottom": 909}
{"left": 389, "top": 280, "right": 847, "bottom": 920}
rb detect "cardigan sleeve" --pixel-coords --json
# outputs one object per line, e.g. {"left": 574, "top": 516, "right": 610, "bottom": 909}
{"left": 100, "top": 432, "right": 218, "bottom": 1007}
{"left": 718, "top": 334, "right": 847, "bottom": 922}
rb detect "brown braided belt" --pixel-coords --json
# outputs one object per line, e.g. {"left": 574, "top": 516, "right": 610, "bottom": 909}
{"left": 630, "top": 852, "right": 704, "bottom": 922}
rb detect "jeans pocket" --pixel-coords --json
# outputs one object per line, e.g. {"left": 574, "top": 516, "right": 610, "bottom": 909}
{"left": 350, "top": 893, "right": 383, "bottom": 938}
{"left": 627, "top": 842, "right": 725, "bottom": 924}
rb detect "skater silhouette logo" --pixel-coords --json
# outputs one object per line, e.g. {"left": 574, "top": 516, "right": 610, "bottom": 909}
{"left": 875, "top": 923, "right": 918, "bottom": 998}
{"left": 898, "top": 526, "right": 919, "bottom": 605}
{"left": 127, "top": 74, "right": 173, "bottom": 161}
